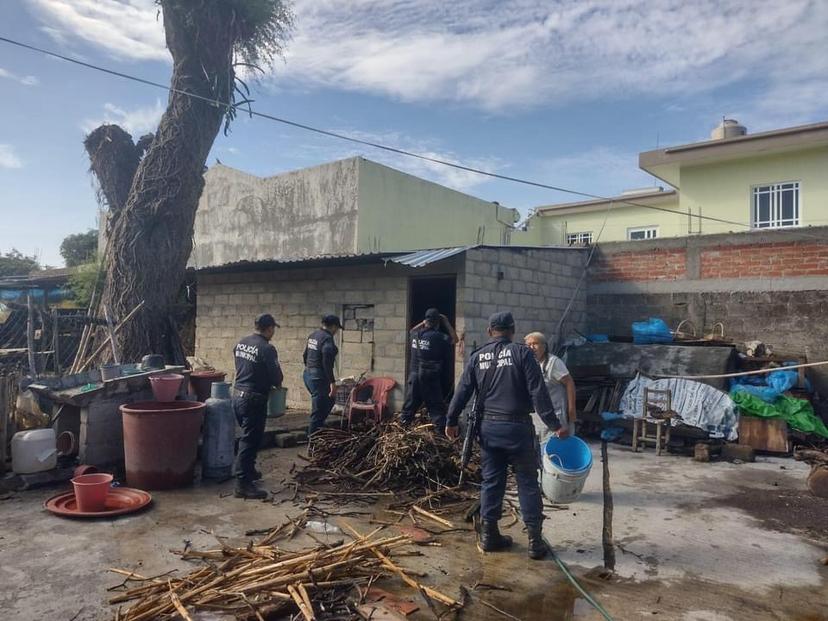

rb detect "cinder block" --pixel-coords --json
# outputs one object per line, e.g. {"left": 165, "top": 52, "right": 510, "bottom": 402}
{"left": 274, "top": 433, "right": 297, "bottom": 448}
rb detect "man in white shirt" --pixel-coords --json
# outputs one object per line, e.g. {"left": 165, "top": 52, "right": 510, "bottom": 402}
{"left": 524, "top": 331, "right": 577, "bottom": 436}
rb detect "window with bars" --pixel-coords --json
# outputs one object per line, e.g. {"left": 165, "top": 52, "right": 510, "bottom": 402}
{"left": 566, "top": 231, "right": 593, "bottom": 245}
{"left": 627, "top": 226, "right": 658, "bottom": 240}
{"left": 752, "top": 182, "right": 800, "bottom": 229}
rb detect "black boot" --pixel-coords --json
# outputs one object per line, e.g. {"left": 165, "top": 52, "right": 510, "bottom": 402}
{"left": 234, "top": 480, "right": 267, "bottom": 499}
{"left": 477, "top": 520, "right": 513, "bottom": 553}
{"left": 527, "top": 524, "right": 549, "bottom": 560}
{"left": 251, "top": 469, "right": 263, "bottom": 481}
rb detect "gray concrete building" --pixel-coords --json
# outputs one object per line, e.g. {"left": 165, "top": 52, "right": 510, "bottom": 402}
{"left": 191, "top": 157, "right": 521, "bottom": 269}
{"left": 195, "top": 246, "right": 587, "bottom": 409}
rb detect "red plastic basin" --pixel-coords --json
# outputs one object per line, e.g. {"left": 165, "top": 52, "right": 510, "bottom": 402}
{"left": 120, "top": 401, "right": 205, "bottom": 490}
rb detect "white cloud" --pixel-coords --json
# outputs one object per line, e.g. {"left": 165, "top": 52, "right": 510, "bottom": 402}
{"left": 0, "top": 145, "right": 24, "bottom": 169}
{"left": 30, "top": 0, "right": 168, "bottom": 62}
{"left": 28, "top": 0, "right": 828, "bottom": 125}
{"left": 81, "top": 99, "right": 165, "bottom": 136}
{"left": 0, "top": 67, "right": 39, "bottom": 86}
{"left": 287, "top": 127, "right": 503, "bottom": 194}
{"left": 538, "top": 147, "right": 658, "bottom": 200}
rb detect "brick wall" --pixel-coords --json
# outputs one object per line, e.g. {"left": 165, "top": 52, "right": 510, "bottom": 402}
{"left": 700, "top": 242, "right": 828, "bottom": 279}
{"left": 590, "top": 248, "right": 687, "bottom": 281}
{"left": 196, "top": 264, "right": 409, "bottom": 409}
{"left": 586, "top": 227, "right": 828, "bottom": 393}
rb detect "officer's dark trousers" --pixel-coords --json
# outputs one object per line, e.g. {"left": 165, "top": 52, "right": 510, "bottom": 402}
{"left": 400, "top": 368, "right": 447, "bottom": 432}
{"left": 304, "top": 369, "right": 333, "bottom": 436}
{"left": 232, "top": 392, "right": 267, "bottom": 482}
{"left": 479, "top": 419, "right": 544, "bottom": 527}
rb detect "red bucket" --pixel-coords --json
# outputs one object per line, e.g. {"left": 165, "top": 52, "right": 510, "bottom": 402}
{"left": 71, "top": 473, "right": 113, "bottom": 512}
{"left": 148, "top": 373, "right": 184, "bottom": 402}
{"left": 189, "top": 370, "right": 226, "bottom": 402}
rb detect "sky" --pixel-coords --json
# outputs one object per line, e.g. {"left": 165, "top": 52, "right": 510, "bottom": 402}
{"left": 1, "top": 0, "right": 827, "bottom": 266}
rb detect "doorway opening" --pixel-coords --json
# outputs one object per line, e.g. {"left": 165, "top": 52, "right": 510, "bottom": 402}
{"left": 406, "top": 275, "right": 457, "bottom": 395}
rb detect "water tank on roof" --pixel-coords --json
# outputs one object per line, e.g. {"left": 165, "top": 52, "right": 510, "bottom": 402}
{"left": 711, "top": 119, "right": 747, "bottom": 140}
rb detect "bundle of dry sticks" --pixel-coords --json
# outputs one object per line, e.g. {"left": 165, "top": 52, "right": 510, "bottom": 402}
{"left": 305, "top": 422, "right": 479, "bottom": 494}
{"left": 108, "top": 515, "right": 461, "bottom": 620}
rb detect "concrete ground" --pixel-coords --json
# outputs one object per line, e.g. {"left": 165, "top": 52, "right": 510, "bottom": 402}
{"left": 0, "top": 441, "right": 826, "bottom": 621}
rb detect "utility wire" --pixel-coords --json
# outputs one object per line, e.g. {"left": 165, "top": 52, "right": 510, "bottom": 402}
{"left": 1, "top": 34, "right": 826, "bottom": 241}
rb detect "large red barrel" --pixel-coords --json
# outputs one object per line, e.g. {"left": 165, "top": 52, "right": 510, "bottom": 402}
{"left": 120, "top": 401, "right": 205, "bottom": 490}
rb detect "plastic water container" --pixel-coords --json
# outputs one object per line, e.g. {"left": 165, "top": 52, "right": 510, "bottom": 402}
{"left": 12, "top": 428, "right": 58, "bottom": 474}
{"left": 541, "top": 436, "right": 593, "bottom": 504}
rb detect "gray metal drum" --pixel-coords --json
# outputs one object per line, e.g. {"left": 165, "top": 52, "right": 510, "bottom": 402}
{"left": 202, "top": 381, "right": 235, "bottom": 480}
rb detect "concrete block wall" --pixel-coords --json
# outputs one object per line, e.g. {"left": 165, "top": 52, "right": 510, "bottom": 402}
{"left": 586, "top": 226, "right": 828, "bottom": 393}
{"left": 196, "top": 265, "right": 409, "bottom": 409}
{"left": 456, "top": 247, "right": 589, "bottom": 376}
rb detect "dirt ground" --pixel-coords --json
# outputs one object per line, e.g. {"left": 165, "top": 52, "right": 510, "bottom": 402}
{"left": 0, "top": 441, "right": 826, "bottom": 621}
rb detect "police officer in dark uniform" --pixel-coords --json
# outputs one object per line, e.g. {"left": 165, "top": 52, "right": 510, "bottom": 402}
{"left": 400, "top": 308, "right": 456, "bottom": 432}
{"left": 446, "top": 311, "right": 568, "bottom": 559}
{"left": 303, "top": 314, "right": 342, "bottom": 436}
{"left": 232, "top": 313, "right": 284, "bottom": 499}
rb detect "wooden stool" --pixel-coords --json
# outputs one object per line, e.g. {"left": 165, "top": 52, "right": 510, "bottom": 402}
{"left": 632, "top": 388, "right": 673, "bottom": 455}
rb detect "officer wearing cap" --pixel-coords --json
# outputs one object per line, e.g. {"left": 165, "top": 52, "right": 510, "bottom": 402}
{"left": 399, "top": 308, "right": 457, "bottom": 432}
{"left": 303, "top": 314, "right": 342, "bottom": 436}
{"left": 446, "top": 311, "right": 568, "bottom": 559}
{"left": 232, "top": 313, "right": 284, "bottom": 499}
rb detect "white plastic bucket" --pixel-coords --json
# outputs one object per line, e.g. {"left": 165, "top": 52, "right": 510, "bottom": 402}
{"left": 12, "top": 428, "right": 57, "bottom": 474}
{"left": 540, "top": 436, "right": 592, "bottom": 504}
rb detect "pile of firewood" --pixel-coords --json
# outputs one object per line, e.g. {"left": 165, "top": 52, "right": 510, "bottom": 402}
{"left": 305, "top": 423, "right": 479, "bottom": 494}
{"left": 108, "top": 514, "right": 461, "bottom": 620}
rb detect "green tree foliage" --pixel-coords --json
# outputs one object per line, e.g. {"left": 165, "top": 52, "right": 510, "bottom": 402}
{"left": 0, "top": 249, "right": 40, "bottom": 278}
{"left": 67, "top": 258, "right": 103, "bottom": 307}
{"left": 60, "top": 229, "right": 99, "bottom": 267}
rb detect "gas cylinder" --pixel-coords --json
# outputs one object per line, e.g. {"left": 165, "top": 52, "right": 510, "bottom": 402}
{"left": 202, "top": 381, "right": 235, "bottom": 480}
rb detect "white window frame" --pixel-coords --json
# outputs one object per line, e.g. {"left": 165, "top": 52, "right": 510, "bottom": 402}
{"left": 627, "top": 226, "right": 659, "bottom": 241}
{"left": 566, "top": 231, "right": 593, "bottom": 246}
{"left": 751, "top": 181, "right": 800, "bottom": 229}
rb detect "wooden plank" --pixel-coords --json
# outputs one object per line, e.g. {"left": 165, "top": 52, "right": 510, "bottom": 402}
{"left": 0, "top": 374, "right": 7, "bottom": 474}
{"left": 738, "top": 416, "right": 789, "bottom": 453}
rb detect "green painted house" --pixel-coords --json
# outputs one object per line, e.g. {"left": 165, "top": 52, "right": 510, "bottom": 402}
{"left": 517, "top": 119, "right": 828, "bottom": 245}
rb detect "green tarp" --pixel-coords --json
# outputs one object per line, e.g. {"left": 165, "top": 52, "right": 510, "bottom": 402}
{"left": 732, "top": 392, "right": 828, "bottom": 439}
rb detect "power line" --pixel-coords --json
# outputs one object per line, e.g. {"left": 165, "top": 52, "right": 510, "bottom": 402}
{"left": 0, "top": 34, "right": 825, "bottom": 241}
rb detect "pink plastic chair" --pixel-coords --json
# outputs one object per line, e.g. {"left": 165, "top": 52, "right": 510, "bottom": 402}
{"left": 345, "top": 377, "right": 397, "bottom": 427}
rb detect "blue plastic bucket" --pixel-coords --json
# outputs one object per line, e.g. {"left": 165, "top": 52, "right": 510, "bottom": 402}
{"left": 541, "top": 436, "right": 593, "bottom": 503}
{"left": 544, "top": 436, "right": 593, "bottom": 473}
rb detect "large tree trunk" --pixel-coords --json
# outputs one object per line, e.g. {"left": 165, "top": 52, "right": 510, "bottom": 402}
{"left": 96, "top": 2, "right": 236, "bottom": 363}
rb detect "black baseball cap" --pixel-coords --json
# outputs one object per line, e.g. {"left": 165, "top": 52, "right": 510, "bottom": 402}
{"left": 322, "top": 314, "right": 343, "bottom": 328}
{"left": 489, "top": 311, "right": 515, "bottom": 330}
{"left": 424, "top": 308, "right": 441, "bottom": 320}
{"left": 255, "top": 313, "right": 280, "bottom": 329}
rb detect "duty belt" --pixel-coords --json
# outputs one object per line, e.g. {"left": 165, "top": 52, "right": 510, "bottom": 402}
{"left": 232, "top": 388, "right": 267, "bottom": 399}
{"left": 481, "top": 413, "right": 532, "bottom": 423}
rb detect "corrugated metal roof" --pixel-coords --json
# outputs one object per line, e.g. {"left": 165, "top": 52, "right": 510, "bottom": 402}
{"left": 388, "top": 246, "right": 471, "bottom": 268}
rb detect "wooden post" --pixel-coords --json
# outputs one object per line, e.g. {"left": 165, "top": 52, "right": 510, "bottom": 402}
{"left": 103, "top": 304, "right": 121, "bottom": 365}
{"left": 26, "top": 293, "right": 37, "bottom": 378}
{"left": 601, "top": 440, "right": 616, "bottom": 572}
{"left": 53, "top": 311, "right": 61, "bottom": 376}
